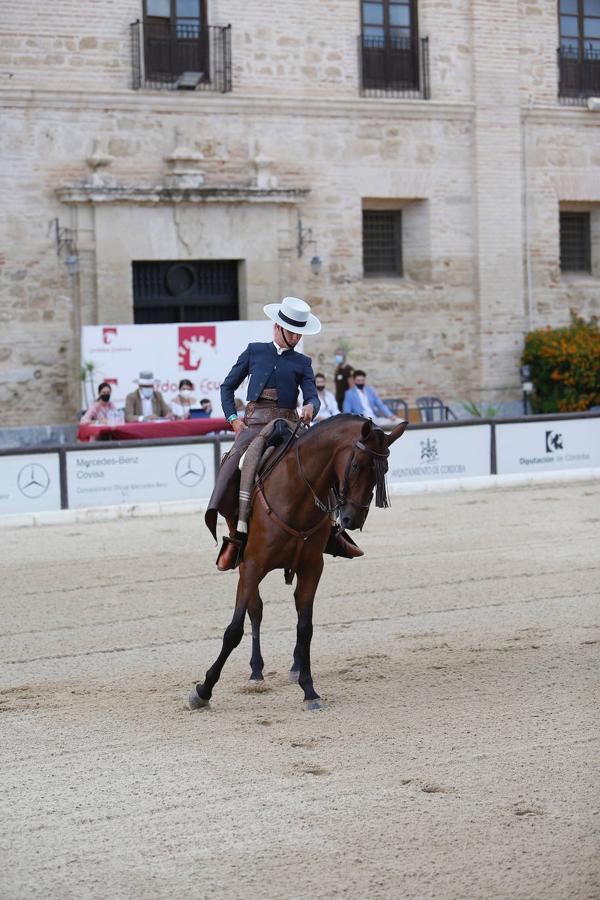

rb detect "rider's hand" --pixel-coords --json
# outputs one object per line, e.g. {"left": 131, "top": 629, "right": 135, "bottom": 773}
{"left": 231, "top": 417, "right": 247, "bottom": 435}
{"left": 301, "top": 403, "right": 314, "bottom": 424}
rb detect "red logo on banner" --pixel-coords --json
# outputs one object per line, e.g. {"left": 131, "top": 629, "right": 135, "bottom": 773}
{"left": 102, "top": 327, "right": 118, "bottom": 344}
{"left": 105, "top": 378, "right": 119, "bottom": 387}
{"left": 178, "top": 326, "right": 217, "bottom": 371}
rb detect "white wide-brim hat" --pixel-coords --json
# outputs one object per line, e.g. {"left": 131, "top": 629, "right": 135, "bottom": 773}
{"left": 263, "top": 296, "right": 322, "bottom": 335}
{"left": 137, "top": 370, "right": 156, "bottom": 385}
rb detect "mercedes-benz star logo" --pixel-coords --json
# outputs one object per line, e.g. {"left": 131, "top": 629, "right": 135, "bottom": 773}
{"left": 17, "top": 463, "right": 51, "bottom": 498}
{"left": 175, "top": 453, "right": 206, "bottom": 488}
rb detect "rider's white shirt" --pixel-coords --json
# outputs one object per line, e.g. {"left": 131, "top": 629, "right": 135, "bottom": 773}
{"left": 357, "top": 387, "right": 376, "bottom": 419}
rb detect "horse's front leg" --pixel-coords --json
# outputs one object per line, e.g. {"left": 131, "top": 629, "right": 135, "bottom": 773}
{"left": 292, "top": 554, "right": 325, "bottom": 710}
{"left": 247, "top": 590, "right": 265, "bottom": 683}
{"left": 189, "top": 564, "right": 258, "bottom": 709}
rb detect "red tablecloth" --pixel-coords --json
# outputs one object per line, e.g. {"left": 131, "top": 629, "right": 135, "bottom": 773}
{"left": 77, "top": 418, "right": 231, "bottom": 442}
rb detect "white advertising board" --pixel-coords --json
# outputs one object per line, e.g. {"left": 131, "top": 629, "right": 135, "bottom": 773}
{"left": 81, "top": 320, "right": 273, "bottom": 412}
{"left": 66, "top": 444, "right": 215, "bottom": 508}
{"left": 388, "top": 425, "right": 491, "bottom": 483}
{"left": 495, "top": 417, "right": 600, "bottom": 474}
{"left": 0, "top": 454, "right": 62, "bottom": 515}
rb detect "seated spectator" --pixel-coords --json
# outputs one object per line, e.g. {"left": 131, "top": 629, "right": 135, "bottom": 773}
{"left": 314, "top": 373, "right": 339, "bottom": 422}
{"left": 343, "top": 370, "right": 400, "bottom": 427}
{"left": 80, "top": 382, "right": 116, "bottom": 425}
{"left": 125, "top": 370, "right": 174, "bottom": 422}
{"left": 196, "top": 398, "right": 213, "bottom": 418}
{"left": 170, "top": 379, "right": 197, "bottom": 419}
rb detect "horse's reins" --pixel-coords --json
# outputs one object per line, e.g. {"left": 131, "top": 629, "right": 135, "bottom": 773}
{"left": 255, "top": 425, "right": 390, "bottom": 579}
{"left": 296, "top": 435, "right": 390, "bottom": 514}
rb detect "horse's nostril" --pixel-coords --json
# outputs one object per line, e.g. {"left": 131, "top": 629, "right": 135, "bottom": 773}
{"left": 342, "top": 515, "right": 352, "bottom": 528}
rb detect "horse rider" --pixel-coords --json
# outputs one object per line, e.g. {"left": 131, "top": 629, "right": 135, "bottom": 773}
{"left": 205, "top": 296, "right": 363, "bottom": 570}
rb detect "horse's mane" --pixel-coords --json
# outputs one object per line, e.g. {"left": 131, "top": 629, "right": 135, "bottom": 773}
{"left": 300, "top": 414, "right": 385, "bottom": 445}
{"left": 298, "top": 414, "right": 364, "bottom": 443}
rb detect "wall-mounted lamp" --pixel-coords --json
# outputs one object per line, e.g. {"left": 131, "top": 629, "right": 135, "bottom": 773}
{"left": 50, "top": 217, "right": 79, "bottom": 277}
{"left": 310, "top": 255, "right": 322, "bottom": 276}
{"left": 297, "top": 212, "right": 315, "bottom": 258}
{"left": 65, "top": 254, "right": 79, "bottom": 278}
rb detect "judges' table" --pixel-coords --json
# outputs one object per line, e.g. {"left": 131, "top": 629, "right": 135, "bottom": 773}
{"left": 77, "top": 418, "right": 231, "bottom": 442}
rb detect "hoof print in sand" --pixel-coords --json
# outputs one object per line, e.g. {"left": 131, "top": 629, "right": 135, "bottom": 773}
{"left": 293, "top": 763, "right": 331, "bottom": 777}
{"left": 513, "top": 802, "right": 544, "bottom": 817}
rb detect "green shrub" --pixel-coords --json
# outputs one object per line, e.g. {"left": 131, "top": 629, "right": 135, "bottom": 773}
{"left": 521, "top": 312, "right": 600, "bottom": 413}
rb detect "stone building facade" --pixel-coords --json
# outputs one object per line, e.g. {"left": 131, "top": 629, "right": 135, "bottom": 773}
{"left": 1, "top": 0, "right": 599, "bottom": 427}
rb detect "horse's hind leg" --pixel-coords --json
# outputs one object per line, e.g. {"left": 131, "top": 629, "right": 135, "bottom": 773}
{"left": 247, "top": 591, "right": 264, "bottom": 683}
{"left": 189, "top": 573, "right": 252, "bottom": 709}
{"left": 293, "top": 557, "right": 325, "bottom": 710}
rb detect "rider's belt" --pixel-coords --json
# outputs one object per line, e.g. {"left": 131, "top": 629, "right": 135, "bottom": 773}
{"left": 258, "top": 388, "right": 278, "bottom": 402}
{"left": 244, "top": 401, "right": 298, "bottom": 426}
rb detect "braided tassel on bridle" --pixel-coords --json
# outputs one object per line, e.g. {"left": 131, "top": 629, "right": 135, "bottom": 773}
{"left": 374, "top": 456, "right": 390, "bottom": 508}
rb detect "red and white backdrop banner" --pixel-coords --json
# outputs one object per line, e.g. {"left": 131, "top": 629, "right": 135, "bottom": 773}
{"left": 81, "top": 321, "right": 273, "bottom": 411}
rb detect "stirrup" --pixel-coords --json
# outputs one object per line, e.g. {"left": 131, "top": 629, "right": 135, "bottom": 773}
{"left": 324, "top": 526, "right": 364, "bottom": 559}
{"left": 216, "top": 534, "right": 245, "bottom": 570}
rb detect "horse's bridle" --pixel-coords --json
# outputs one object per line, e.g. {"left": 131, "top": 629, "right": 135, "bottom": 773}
{"left": 295, "top": 434, "right": 390, "bottom": 514}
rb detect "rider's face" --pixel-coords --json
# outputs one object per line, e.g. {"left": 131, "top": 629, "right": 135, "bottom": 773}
{"left": 275, "top": 324, "right": 301, "bottom": 348}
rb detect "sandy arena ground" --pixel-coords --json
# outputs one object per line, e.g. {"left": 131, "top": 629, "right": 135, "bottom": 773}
{"left": 1, "top": 479, "right": 599, "bottom": 899}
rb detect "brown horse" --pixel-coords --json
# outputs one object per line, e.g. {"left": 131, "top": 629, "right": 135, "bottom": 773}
{"left": 189, "top": 415, "right": 407, "bottom": 711}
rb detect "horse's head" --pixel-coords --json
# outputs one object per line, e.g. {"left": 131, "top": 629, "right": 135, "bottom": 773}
{"left": 336, "top": 419, "right": 407, "bottom": 530}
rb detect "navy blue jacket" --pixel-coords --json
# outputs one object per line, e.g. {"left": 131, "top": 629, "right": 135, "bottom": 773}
{"left": 221, "top": 342, "right": 320, "bottom": 419}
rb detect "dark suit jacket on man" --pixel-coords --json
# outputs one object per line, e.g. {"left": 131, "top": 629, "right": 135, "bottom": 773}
{"left": 125, "top": 389, "right": 172, "bottom": 422}
{"left": 220, "top": 342, "right": 320, "bottom": 420}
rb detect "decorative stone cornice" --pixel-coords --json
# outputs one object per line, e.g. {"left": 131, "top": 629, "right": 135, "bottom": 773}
{"left": 56, "top": 183, "right": 310, "bottom": 205}
{"left": 0, "top": 87, "right": 474, "bottom": 122}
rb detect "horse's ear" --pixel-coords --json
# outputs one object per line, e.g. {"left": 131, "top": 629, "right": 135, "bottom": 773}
{"left": 361, "top": 419, "right": 372, "bottom": 440}
{"left": 386, "top": 420, "right": 408, "bottom": 446}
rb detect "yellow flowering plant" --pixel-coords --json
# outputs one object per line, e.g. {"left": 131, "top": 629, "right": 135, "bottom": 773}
{"left": 521, "top": 312, "right": 600, "bottom": 413}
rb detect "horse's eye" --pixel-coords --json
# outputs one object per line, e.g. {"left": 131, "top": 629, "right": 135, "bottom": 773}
{"left": 351, "top": 461, "right": 360, "bottom": 472}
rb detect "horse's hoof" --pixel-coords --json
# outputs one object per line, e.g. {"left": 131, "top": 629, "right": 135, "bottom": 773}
{"left": 288, "top": 669, "right": 300, "bottom": 683}
{"left": 187, "top": 689, "right": 210, "bottom": 711}
{"left": 249, "top": 672, "right": 264, "bottom": 683}
{"left": 304, "top": 699, "right": 326, "bottom": 711}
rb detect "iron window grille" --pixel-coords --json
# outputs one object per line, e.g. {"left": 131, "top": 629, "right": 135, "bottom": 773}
{"left": 558, "top": 0, "right": 600, "bottom": 102}
{"left": 363, "top": 211, "right": 403, "bottom": 276}
{"left": 132, "top": 261, "right": 239, "bottom": 323}
{"left": 358, "top": 0, "right": 429, "bottom": 98}
{"left": 559, "top": 212, "right": 591, "bottom": 272}
{"left": 131, "top": 15, "right": 231, "bottom": 91}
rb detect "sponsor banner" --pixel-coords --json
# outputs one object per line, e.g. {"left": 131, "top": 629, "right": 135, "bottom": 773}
{"left": 0, "top": 454, "right": 62, "bottom": 515}
{"left": 66, "top": 444, "right": 215, "bottom": 508}
{"left": 388, "top": 425, "right": 491, "bottom": 482}
{"left": 81, "top": 320, "right": 273, "bottom": 412}
{"left": 495, "top": 418, "right": 600, "bottom": 474}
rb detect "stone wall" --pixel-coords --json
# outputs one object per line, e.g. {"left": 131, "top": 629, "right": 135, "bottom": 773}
{"left": 0, "top": 0, "right": 599, "bottom": 427}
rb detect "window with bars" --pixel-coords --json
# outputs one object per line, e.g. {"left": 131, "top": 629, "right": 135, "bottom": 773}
{"left": 143, "top": 0, "right": 208, "bottom": 84}
{"left": 363, "top": 210, "right": 403, "bottom": 276}
{"left": 132, "top": 260, "right": 239, "bottom": 323}
{"left": 558, "top": 0, "right": 600, "bottom": 98}
{"left": 360, "top": 0, "right": 422, "bottom": 94}
{"left": 559, "top": 212, "right": 591, "bottom": 272}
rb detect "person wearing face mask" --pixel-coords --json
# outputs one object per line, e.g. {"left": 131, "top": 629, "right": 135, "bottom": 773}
{"left": 313, "top": 373, "right": 340, "bottom": 422}
{"left": 343, "top": 370, "right": 398, "bottom": 427}
{"left": 125, "top": 370, "right": 174, "bottom": 422}
{"left": 80, "top": 382, "right": 117, "bottom": 425}
{"left": 170, "top": 379, "right": 197, "bottom": 419}
{"left": 333, "top": 347, "right": 354, "bottom": 409}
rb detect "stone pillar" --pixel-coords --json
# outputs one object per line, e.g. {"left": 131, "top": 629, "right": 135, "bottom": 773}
{"left": 472, "top": 0, "right": 526, "bottom": 398}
